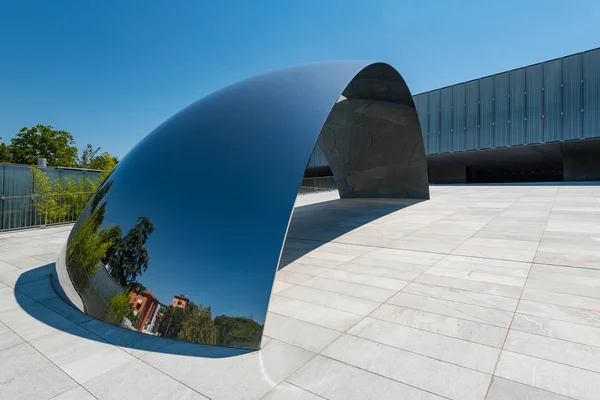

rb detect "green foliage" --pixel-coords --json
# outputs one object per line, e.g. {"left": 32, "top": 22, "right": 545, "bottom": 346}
{"left": 10, "top": 125, "right": 78, "bottom": 167}
{"left": 65, "top": 180, "right": 117, "bottom": 280}
{"left": 78, "top": 144, "right": 101, "bottom": 169}
{"left": 66, "top": 209, "right": 116, "bottom": 277}
{"left": 30, "top": 166, "right": 94, "bottom": 224}
{"left": 30, "top": 148, "right": 117, "bottom": 225}
{"left": 156, "top": 306, "right": 188, "bottom": 339}
{"left": 177, "top": 304, "right": 217, "bottom": 345}
{"left": 2, "top": 126, "right": 119, "bottom": 173}
{"left": 0, "top": 143, "right": 12, "bottom": 163}
{"left": 97, "top": 152, "right": 117, "bottom": 182}
{"left": 107, "top": 292, "right": 132, "bottom": 322}
{"left": 104, "top": 216, "right": 155, "bottom": 287}
{"left": 155, "top": 303, "right": 262, "bottom": 347}
{"left": 214, "top": 315, "right": 263, "bottom": 348}
{"left": 31, "top": 167, "right": 72, "bottom": 224}
{"left": 78, "top": 144, "right": 119, "bottom": 173}
{"left": 156, "top": 303, "right": 218, "bottom": 345}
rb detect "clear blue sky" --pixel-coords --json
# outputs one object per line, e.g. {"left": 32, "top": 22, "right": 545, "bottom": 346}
{"left": 1, "top": 0, "right": 599, "bottom": 159}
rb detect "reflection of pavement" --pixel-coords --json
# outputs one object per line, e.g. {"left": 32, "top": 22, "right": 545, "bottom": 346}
{"left": 2, "top": 184, "right": 600, "bottom": 399}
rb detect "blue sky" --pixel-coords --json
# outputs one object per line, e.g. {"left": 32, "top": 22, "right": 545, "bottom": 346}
{"left": 1, "top": 0, "right": 599, "bottom": 159}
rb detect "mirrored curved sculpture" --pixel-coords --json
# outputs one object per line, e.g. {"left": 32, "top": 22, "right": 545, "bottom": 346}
{"left": 55, "top": 61, "right": 429, "bottom": 350}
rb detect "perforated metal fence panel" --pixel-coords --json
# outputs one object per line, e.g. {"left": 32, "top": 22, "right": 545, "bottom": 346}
{"left": 509, "top": 68, "right": 526, "bottom": 145}
{"left": 583, "top": 49, "right": 600, "bottom": 139}
{"left": 440, "top": 87, "right": 453, "bottom": 153}
{"left": 413, "top": 93, "right": 430, "bottom": 153}
{"left": 544, "top": 59, "right": 563, "bottom": 142}
{"left": 479, "top": 76, "right": 494, "bottom": 149}
{"left": 0, "top": 164, "right": 101, "bottom": 231}
{"left": 466, "top": 80, "right": 480, "bottom": 150}
{"left": 411, "top": 48, "right": 600, "bottom": 154}
{"left": 452, "top": 83, "right": 466, "bottom": 152}
{"left": 1, "top": 166, "right": 35, "bottom": 230}
{"left": 428, "top": 90, "right": 441, "bottom": 154}
{"left": 563, "top": 54, "right": 583, "bottom": 140}
{"left": 526, "top": 64, "right": 544, "bottom": 144}
{"left": 494, "top": 72, "right": 510, "bottom": 147}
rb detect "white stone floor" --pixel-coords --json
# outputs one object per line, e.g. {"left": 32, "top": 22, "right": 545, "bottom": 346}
{"left": 2, "top": 184, "right": 600, "bottom": 399}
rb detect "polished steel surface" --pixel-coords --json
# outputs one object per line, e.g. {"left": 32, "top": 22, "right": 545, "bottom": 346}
{"left": 56, "top": 61, "right": 428, "bottom": 350}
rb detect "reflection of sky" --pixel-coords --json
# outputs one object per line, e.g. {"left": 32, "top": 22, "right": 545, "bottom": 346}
{"left": 87, "top": 62, "right": 362, "bottom": 326}
{"left": 99, "top": 177, "right": 289, "bottom": 326}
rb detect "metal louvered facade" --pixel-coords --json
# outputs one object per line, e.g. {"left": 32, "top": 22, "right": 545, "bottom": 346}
{"left": 307, "top": 48, "right": 600, "bottom": 183}
{"left": 412, "top": 47, "right": 600, "bottom": 155}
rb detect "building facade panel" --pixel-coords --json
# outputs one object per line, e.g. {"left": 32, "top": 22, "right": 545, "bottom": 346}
{"left": 440, "top": 87, "right": 453, "bottom": 153}
{"left": 526, "top": 63, "right": 544, "bottom": 144}
{"left": 465, "top": 80, "right": 480, "bottom": 150}
{"left": 413, "top": 93, "right": 430, "bottom": 153}
{"left": 306, "top": 48, "right": 600, "bottom": 166}
{"left": 494, "top": 72, "right": 510, "bottom": 147}
{"left": 583, "top": 49, "right": 600, "bottom": 139}
{"left": 479, "top": 76, "right": 494, "bottom": 149}
{"left": 543, "top": 58, "right": 563, "bottom": 142}
{"left": 428, "top": 89, "right": 441, "bottom": 154}
{"left": 452, "top": 83, "right": 466, "bottom": 152}
{"left": 562, "top": 53, "right": 583, "bottom": 140}
{"left": 509, "top": 68, "right": 526, "bottom": 145}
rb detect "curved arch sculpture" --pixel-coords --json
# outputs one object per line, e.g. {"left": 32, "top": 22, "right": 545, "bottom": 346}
{"left": 55, "top": 61, "right": 428, "bottom": 350}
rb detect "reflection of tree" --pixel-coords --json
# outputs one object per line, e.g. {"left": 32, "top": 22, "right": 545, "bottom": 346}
{"left": 66, "top": 180, "right": 120, "bottom": 279}
{"left": 106, "top": 291, "right": 132, "bottom": 322}
{"left": 156, "top": 302, "right": 217, "bottom": 345}
{"left": 214, "top": 316, "right": 263, "bottom": 348}
{"left": 178, "top": 305, "right": 217, "bottom": 345}
{"left": 103, "top": 216, "right": 155, "bottom": 287}
{"left": 155, "top": 301, "right": 263, "bottom": 348}
{"left": 65, "top": 178, "right": 155, "bottom": 326}
{"left": 156, "top": 306, "right": 187, "bottom": 338}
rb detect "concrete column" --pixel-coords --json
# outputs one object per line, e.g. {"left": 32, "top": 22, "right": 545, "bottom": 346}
{"left": 563, "top": 156, "right": 600, "bottom": 181}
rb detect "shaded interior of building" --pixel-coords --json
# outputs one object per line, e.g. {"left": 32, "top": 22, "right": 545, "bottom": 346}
{"left": 305, "top": 137, "right": 600, "bottom": 184}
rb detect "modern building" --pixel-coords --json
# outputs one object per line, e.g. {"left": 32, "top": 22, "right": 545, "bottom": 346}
{"left": 171, "top": 294, "right": 189, "bottom": 309}
{"left": 129, "top": 290, "right": 160, "bottom": 332}
{"left": 307, "top": 47, "right": 600, "bottom": 183}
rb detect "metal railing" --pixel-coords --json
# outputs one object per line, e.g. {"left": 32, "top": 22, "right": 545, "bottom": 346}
{"left": 0, "top": 177, "right": 337, "bottom": 232}
{"left": 0, "top": 192, "right": 93, "bottom": 231}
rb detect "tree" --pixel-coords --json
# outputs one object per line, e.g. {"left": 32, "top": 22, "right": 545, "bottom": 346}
{"left": 0, "top": 143, "right": 12, "bottom": 163}
{"left": 96, "top": 152, "right": 118, "bottom": 182}
{"left": 106, "top": 292, "right": 133, "bottom": 323}
{"left": 10, "top": 125, "right": 78, "bottom": 166}
{"left": 78, "top": 144, "right": 101, "bottom": 169}
{"left": 30, "top": 166, "right": 98, "bottom": 224}
{"left": 31, "top": 166, "right": 71, "bottom": 223}
{"left": 65, "top": 180, "right": 119, "bottom": 290}
{"left": 214, "top": 315, "right": 263, "bottom": 348}
{"left": 156, "top": 306, "right": 188, "bottom": 339}
{"left": 104, "top": 216, "right": 155, "bottom": 287}
{"left": 78, "top": 144, "right": 119, "bottom": 173}
{"left": 177, "top": 304, "right": 217, "bottom": 345}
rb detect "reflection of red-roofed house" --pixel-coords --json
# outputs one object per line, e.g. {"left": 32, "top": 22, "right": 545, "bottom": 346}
{"left": 172, "top": 294, "right": 189, "bottom": 309}
{"left": 129, "top": 290, "right": 160, "bottom": 332}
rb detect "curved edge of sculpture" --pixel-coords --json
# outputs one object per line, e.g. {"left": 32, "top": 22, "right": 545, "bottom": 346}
{"left": 55, "top": 61, "right": 428, "bottom": 350}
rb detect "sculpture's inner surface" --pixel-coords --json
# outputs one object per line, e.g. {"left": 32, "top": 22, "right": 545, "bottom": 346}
{"left": 319, "top": 98, "right": 428, "bottom": 199}
{"left": 318, "top": 65, "right": 428, "bottom": 199}
{"left": 55, "top": 62, "right": 428, "bottom": 351}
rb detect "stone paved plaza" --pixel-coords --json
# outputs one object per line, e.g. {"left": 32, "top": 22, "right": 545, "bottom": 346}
{"left": 1, "top": 184, "right": 600, "bottom": 399}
